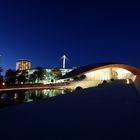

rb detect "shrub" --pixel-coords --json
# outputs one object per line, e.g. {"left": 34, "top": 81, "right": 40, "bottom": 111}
{"left": 103, "top": 80, "right": 107, "bottom": 84}
{"left": 110, "top": 78, "right": 114, "bottom": 82}
{"left": 75, "top": 86, "right": 83, "bottom": 91}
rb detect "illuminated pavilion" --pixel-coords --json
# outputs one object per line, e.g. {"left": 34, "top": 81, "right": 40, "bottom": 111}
{"left": 60, "top": 63, "right": 140, "bottom": 90}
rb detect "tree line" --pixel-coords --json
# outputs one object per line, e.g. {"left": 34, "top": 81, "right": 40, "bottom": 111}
{"left": 0, "top": 67, "right": 62, "bottom": 86}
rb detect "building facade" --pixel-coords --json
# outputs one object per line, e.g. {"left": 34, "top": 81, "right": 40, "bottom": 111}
{"left": 16, "top": 59, "right": 32, "bottom": 71}
{"left": 26, "top": 68, "right": 73, "bottom": 84}
{"left": 59, "top": 63, "right": 140, "bottom": 89}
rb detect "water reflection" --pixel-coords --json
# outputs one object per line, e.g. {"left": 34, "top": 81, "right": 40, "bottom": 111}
{"left": 0, "top": 88, "right": 72, "bottom": 107}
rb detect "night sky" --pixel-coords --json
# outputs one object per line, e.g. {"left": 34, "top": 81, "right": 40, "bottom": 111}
{"left": 0, "top": 0, "right": 140, "bottom": 73}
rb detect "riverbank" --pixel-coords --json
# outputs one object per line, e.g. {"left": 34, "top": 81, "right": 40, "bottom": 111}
{"left": 0, "top": 82, "right": 70, "bottom": 91}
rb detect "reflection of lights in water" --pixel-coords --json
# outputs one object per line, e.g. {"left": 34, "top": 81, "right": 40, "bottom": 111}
{"left": 44, "top": 89, "right": 47, "bottom": 92}
{"left": 48, "top": 90, "right": 55, "bottom": 97}
{"left": 0, "top": 89, "right": 72, "bottom": 107}
{"left": 1, "top": 94, "right": 7, "bottom": 99}
{"left": 24, "top": 93, "right": 33, "bottom": 102}
{"left": 61, "top": 90, "right": 65, "bottom": 94}
{"left": 25, "top": 89, "right": 66, "bottom": 99}
{"left": 14, "top": 93, "right": 18, "bottom": 100}
{"left": 43, "top": 89, "right": 49, "bottom": 96}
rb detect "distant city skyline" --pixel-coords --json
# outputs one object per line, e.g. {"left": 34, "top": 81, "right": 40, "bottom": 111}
{"left": 1, "top": 1, "right": 140, "bottom": 73}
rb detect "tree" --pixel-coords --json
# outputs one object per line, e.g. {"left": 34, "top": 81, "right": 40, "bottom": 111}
{"left": 0, "top": 75, "right": 3, "bottom": 86}
{"left": 29, "top": 71, "right": 38, "bottom": 83}
{"left": 29, "top": 67, "right": 47, "bottom": 83}
{"left": 35, "top": 67, "right": 46, "bottom": 81}
{"left": 5, "top": 69, "right": 16, "bottom": 85}
{"left": 16, "top": 70, "right": 28, "bottom": 84}
{"left": 51, "top": 68, "right": 62, "bottom": 79}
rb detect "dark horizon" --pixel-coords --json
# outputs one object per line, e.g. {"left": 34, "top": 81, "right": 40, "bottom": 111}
{"left": 1, "top": 0, "right": 140, "bottom": 73}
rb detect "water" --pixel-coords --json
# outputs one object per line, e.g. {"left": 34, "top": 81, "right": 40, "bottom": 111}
{"left": 0, "top": 88, "right": 72, "bottom": 107}
{"left": 0, "top": 82, "right": 140, "bottom": 139}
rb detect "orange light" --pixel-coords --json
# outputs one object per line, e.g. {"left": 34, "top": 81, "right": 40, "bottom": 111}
{"left": 2, "top": 82, "right": 5, "bottom": 86}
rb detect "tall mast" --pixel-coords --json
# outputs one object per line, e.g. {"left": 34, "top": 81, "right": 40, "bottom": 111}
{"left": 61, "top": 55, "right": 68, "bottom": 69}
{"left": 62, "top": 55, "right": 66, "bottom": 69}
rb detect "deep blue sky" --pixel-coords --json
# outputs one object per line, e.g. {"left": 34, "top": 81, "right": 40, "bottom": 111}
{"left": 0, "top": 0, "right": 140, "bottom": 72}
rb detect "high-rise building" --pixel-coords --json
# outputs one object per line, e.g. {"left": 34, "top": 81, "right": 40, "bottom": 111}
{"left": 16, "top": 59, "right": 32, "bottom": 70}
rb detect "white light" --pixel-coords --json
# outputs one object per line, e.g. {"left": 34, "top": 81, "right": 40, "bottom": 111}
{"left": 85, "top": 68, "right": 133, "bottom": 81}
{"left": 126, "top": 79, "right": 130, "bottom": 84}
{"left": 43, "top": 80, "right": 47, "bottom": 84}
{"left": 132, "top": 75, "right": 137, "bottom": 82}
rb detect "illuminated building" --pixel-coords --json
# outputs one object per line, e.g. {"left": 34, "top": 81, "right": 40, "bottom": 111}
{"left": 16, "top": 59, "right": 32, "bottom": 71}
{"left": 26, "top": 68, "right": 73, "bottom": 84}
{"left": 60, "top": 63, "right": 140, "bottom": 89}
{"left": 61, "top": 63, "right": 140, "bottom": 80}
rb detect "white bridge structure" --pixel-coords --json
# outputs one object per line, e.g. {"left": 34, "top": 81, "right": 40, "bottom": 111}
{"left": 61, "top": 55, "right": 68, "bottom": 69}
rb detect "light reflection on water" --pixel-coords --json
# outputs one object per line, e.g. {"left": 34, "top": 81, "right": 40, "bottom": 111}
{"left": 0, "top": 88, "right": 72, "bottom": 107}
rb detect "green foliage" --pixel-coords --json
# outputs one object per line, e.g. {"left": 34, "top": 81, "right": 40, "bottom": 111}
{"left": 29, "top": 71, "right": 38, "bottom": 83}
{"left": 51, "top": 68, "right": 62, "bottom": 79}
{"left": 29, "top": 67, "right": 47, "bottom": 83}
{"left": 16, "top": 70, "right": 28, "bottom": 84}
{"left": 16, "top": 71, "right": 28, "bottom": 84}
{"left": 36, "top": 67, "right": 46, "bottom": 81}
{"left": 5, "top": 69, "right": 16, "bottom": 85}
{"left": 0, "top": 75, "right": 3, "bottom": 85}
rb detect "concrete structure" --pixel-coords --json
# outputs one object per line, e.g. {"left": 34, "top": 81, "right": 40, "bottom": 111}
{"left": 16, "top": 59, "right": 32, "bottom": 71}
{"left": 60, "top": 63, "right": 140, "bottom": 90}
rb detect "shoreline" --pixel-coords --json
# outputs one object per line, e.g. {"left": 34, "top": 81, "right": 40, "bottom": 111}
{"left": 0, "top": 83, "right": 70, "bottom": 91}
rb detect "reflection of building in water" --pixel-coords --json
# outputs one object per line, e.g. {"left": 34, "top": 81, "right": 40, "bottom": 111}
{"left": 23, "top": 89, "right": 69, "bottom": 102}
{"left": 0, "top": 89, "right": 71, "bottom": 106}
